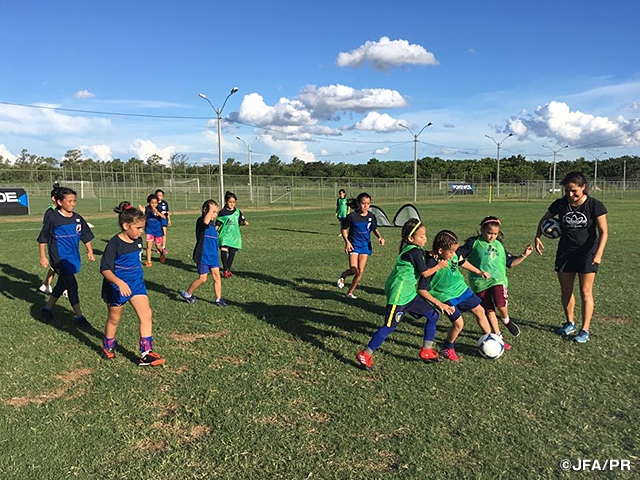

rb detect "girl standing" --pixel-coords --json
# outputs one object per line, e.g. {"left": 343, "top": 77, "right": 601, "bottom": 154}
{"left": 38, "top": 183, "right": 61, "bottom": 294}
{"left": 180, "top": 200, "right": 228, "bottom": 307}
{"left": 139, "top": 193, "right": 166, "bottom": 267}
{"left": 37, "top": 187, "right": 95, "bottom": 326}
{"left": 100, "top": 202, "right": 164, "bottom": 366}
{"left": 356, "top": 219, "right": 447, "bottom": 370}
{"left": 337, "top": 192, "right": 385, "bottom": 299}
{"left": 217, "top": 191, "right": 249, "bottom": 278}
{"left": 461, "top": 216, "right": 533, "bottom": 339}
{"left": 155, "top": 189, "right": 171, "bottom": 254}
{"left": 535, "top": 172, "right": 608, "bottom": 343}
{"left": 335, "top": 189, "right": 349, "bottom": 224}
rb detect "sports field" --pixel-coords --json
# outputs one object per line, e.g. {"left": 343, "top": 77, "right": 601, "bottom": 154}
{"left": 0, "top": 199, "right": 637, "bottom": 479}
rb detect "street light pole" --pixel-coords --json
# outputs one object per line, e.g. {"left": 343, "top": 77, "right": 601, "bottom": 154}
{"left": 198, "top": 87, "right": 239, "bottom": 201}
{"left": 236, "top": 135, "right": 259, "bottom": 203}
{"left": 586, "top": 150, "right": 607, "bottom": 189}
{"left": 543, "top": 144, "right": 569, "bottom": 194}
{"left": 485, "top": 133, "right": 513, "bottom": 198}
{"left": 400, "top": 122, "right": 433, "bottom": 202}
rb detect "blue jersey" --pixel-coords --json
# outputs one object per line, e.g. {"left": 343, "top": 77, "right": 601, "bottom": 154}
{"left": 158, "top": 200, "right": 170, "bottom": 227}
{"left": 37, "top": 210, "right": 94, "bottom": 275}
{"left": 145, "top": 206, "right": 164, "bottom": 237}
{"left": 100, "top": 234, "right": 146, "bottom": 304}
{"left": 192, "top": 216, "right": 220, "bottom": 266}
{"left": 341, "top": 211, "right": 378, "bottom": 254}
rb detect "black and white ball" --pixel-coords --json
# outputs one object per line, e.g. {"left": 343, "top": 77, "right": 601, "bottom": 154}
{"left": 477, "top": 333, "right": 505, "bottom": 359}
{"left": 541, "top": 217, "right": 562, "bottom": 239}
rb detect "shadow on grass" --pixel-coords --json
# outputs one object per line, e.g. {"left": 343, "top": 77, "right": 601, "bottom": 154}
{"left": 271, "top": 227, "right": 324, "bottom": 235}
{"left": 298, "top": 276, "right": 385, "bottom": 297}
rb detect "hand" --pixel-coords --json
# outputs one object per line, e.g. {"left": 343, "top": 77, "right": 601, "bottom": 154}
{"left": 117, "top": 281, "right": 132, "bottom": 297}
{"left": 40, "top": 257, "right": 49, "bottom": 268}
{"left": 168, "top": 219, "right": 172, "bottom": 227}
{"left": 345, "top": 241, "right": 354, "bottom": 254}
{"left": 592, "top": 253, "right": 602, "bottom": 265}
{"left": 378, "top": 237, "right": 385, "bottom": 246}
{"left": 522, "top": 244, "right": 534, "bottom": 257}
{"left": 435, "top": 258, "right": 449, "bottom": 270}
{"left": 535, "top": 237, "right": 545, "bottom": 255}
{"left": 480, "top": 271, "right": 491, "bottom": 279}
{"left": 87, "top": 253, "right": 95, "bottom": 262}
{"left": 439, "top": 302, "right": 455, "bottom": 316}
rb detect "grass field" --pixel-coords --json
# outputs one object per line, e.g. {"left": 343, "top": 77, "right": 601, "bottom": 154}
{"left": 0, "top": 200, "right": 638, "bottom": 479}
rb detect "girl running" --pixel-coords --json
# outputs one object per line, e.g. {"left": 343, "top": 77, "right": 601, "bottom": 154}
{"left": 356, "top": 219, "right": 449, "bottom": 370}
{"left": 37, "top": 187, "right": 95, "bottom": 327}
{"left": 180, "top": 200, "right": 228, "bottom": 307}
{"left": 335, "top": 189, "right": 349, "bottom": 224}
{"left": 217, "top": 191, "right": 249, "bottom": 278}
{"left": 139, "top": 193, "right": 166, "bottom": 267}
{"left": 38, "top": 183, "right": 61, "bottom": 295}
{"left": 337, "top": 192, "right": 385, "bottom": 299}
{"left": 100, "top": 202, "right": 164, "bottom": 366}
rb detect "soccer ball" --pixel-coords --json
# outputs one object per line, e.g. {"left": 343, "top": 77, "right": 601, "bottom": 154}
{"left": 477, "top": 333, "right": 505, "bottom": 359}
{"left": 541, "top": 217, "right": 562, "bottom": 239}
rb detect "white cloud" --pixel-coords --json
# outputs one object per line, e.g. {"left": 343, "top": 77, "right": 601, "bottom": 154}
{"left": 261, "top": 135, "right": 315, "bottom": 162}
{"left": 129, "top": 139, "right": 175, "bottom": 164}
{"left": 0, "top": 144, "right": 16, "bottom": 162}
{"left": 505, "top": 101, "right": 640, "bottom": 147}
{"left": 81, "top": 144, "right": 112, "bottom": 161}
{"left": 355, "top": 112, "right": 406, "bottom": 132}
{"left": 0, "top": 102, "right": 111, "bottom": 136}
{"left": 374, "top": 147, "right": 390, "bottom": 155}
{"left": 299, "top": 84, "right": 407, "bottom": 116}
{"left": 319, "top": 149, "right": 329, "bottom": 156}
{"left": 336, "top": 36, "right": 439, "bottom": 72}
{"left": 75, "top": 89, "right": 95, "bottom": 99}
{"left": 237, "top": 93, "right": 314, "bottom": 127}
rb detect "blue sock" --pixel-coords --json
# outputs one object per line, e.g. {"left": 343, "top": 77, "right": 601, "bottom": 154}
{"left": 139, "top": 336, "right": 153, "bottom": 353}
{"left": 443, "top": 340, "right": 456, "bottom": 349}
{"left": 103, "top": 337, "right": 116, "bottom": 350}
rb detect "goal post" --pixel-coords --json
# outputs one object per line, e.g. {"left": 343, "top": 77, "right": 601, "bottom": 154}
{"left": 60, "top": 180, "right": 96, "bottom": 198}
{"left": 164, "top": 178, "right": 200, "bottom": 194}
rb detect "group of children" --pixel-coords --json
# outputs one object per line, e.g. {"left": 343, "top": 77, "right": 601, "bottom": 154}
{"left": 335, "top": 191, "right": 534, "bottom": 369}
{"left": 37, "top": 186, "right": 248, "bottom": 366}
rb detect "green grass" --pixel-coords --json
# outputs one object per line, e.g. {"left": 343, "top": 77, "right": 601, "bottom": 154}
{"left": 0, "top": 200, "right": 638, "bottom": 479}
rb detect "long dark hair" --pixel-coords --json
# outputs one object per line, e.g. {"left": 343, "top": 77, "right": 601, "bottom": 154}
{"left": 348, "top": 192, "right": 371, "bottom": 211}
{"left": 113, "top": 201, "right": 145, "bottom": 228}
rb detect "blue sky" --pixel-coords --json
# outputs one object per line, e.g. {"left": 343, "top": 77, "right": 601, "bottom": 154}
{"left": 1, "top": 0, "right": 639, "bottom": 167}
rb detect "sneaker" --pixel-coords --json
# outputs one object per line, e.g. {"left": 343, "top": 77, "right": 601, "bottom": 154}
{"left": 222, "top": 270, "right": 231, "bottom": 279}
{"left": 502, "top": 339, "right": 512, "bottom": 351}
{"left": 573, "top": 329, "right": 590, "bottom": 343}
{"left": 505, "top": 320, "right": 521, "bottom": 337}
{"left": 139, "top": 351, "right": 165, "bottom": 366}
{"left": 40, "top": 307, "right": 54, "bottom": 322}
{"left": 228, "top": 271, "right": 235, "bottom": 277}
{"left": 215, "top": 298, "right": 229, "bottom": 307}
{"left": 556, "top": 322, "right": 576, "bottom": 337}
{"left": 439, "top": 347, "right": 460, "bottom": 362}
{"left": 75, "top": 315, "right": 92, "bottom": 329}
{"left": 102, "top": 347, "right": 115, "bottom": 360}
{"left": 38, "top": 284, "right": 51, "bottom": 294}
{"left": 180, "top": 291, "right": 196, "bottom": 304}
{"left": 159, "top": 253, "right": 166, "bottom": 264}
{"left": 62, "top": 290, "right": 68, "bottom": 298}
{"left": 346, "top": 293, "right": 357, "bottom": 299}
{"left": 337, "top": 277, "right": 345, "bottom": 289}
{"left": 145, "top": 261, "right": 152, "bottom": 267}
{"left": 356, "top": 350, "right": 372, "bottom": 370}
{"left": 419, "top": 347, "right": 441, "bottom": 362}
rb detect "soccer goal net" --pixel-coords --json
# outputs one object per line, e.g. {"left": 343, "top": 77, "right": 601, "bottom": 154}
{"left": 164, "top": 178, "right": 200, "bottom": 194}
{"left": 60, "top": 180, "right": 96, "bottom": 198}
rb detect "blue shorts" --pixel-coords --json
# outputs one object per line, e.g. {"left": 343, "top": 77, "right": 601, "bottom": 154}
{"left": 384, "top": 296, "right": 438, "bottom": 328}
{"left": 102, "top": 279, "right": 147, "bottom": 307}
{"left": 198, "top": 263, "right": 220, "bottom": 275}
{"left": 350, "top": 243, "right": 372, "bottom": 256}
{"left": 444, "top": 289, "right": 482, "bottom": 322}
{"left": 161, "top": 218, "right": 168, "bottom": 227}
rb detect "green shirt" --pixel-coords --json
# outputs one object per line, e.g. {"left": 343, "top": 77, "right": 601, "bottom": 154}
{"left": 217, "top": 208, "right": 243, "bottom": 249}
{"left": 385, "top": 244, "right": 421, "bottom": 306}
{"left": 428, "top": 253, "right": 469, "bottom": 303}
{"left": 466, "top": 237, "right": 509, "bottom": 293}
{"left": 336, "top": 197, "right": 348, "bottom": 218}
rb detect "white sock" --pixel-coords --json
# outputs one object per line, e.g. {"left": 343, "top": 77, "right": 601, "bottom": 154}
{"left": 501, "top": 315, "right": 510, "bottom": 325}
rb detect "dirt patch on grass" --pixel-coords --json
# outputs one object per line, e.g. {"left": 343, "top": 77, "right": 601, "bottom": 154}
{"left": 599, "top": 315, "right": 632, "bottom": 325}
{"left": 5, "top": 367, "right": 93, "bottom": 407}
{"left": 171, "top": 330, "right": 230, "bottom": 342}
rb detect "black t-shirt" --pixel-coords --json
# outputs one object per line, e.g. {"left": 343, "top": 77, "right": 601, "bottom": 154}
{"left": 548, "top": 196, "right": 607, "bottom": 255}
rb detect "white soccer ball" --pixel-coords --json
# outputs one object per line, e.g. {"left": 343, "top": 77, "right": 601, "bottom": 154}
{"left": 541, "top": 217, "right": 562, "bottom": 239}
{"left": 477, "top": 333, "right": 505, "bottom": 359}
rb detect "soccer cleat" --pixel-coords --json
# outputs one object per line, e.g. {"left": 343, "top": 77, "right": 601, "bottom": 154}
{"left": 439, "top": 347, "right": 460, "bottom": 362}
{"left": 337, "top": 277, "right": 345, "bottom": 289}
{"left": 38, "top": 284, "right": 53, "bottom": 294}
{"left": 556, "top": 322, "right": 576, "bottom": 337}
{"left": 227, "top": 271, "right": 235, "bottom": 277}
{"left": 419, "top": 347, "right": 441, "bottom": 362}
{"left": 145, "top": 261, "right": 152, "bottom": 267}
{"left": 159, "top": 253, "right": 166, "bottom": 264}
{"left": 222, "top": 270, "right": 231, "bottom": 279}
{"left": 139, "top": 351, "right": 165, "bottom": 366}
{"left": 505, "top": 319, "right": 521, "bottom": 337}
{"left": 214, "top": 298, "right": 229, "bottom": 307}
{"left": 356, "top": 350, "right": 372, "bottom": 370}
{"left": 102, "top": 347, "right": 115, "bottom": 360}
{"left": 75, "top": 315, "right": 92, "bottom": 329}
{"left": 573, "top": 329, "right": 590, "bottom": 343}
{"left": 40, "top": 307, "right": 54, "bottom": 322}
{"left": 346, "top": 293, "right": 357, "bottom": 299}
{"left": 180, "top": 291, "right": 196, "bottom": 304}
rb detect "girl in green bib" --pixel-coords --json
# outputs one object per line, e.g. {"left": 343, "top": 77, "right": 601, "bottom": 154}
{"left": 217, "top": 191, "right": 249, "bottom": 278}
{"left": 462, "top": 216, "right": 533, "bottom": 342}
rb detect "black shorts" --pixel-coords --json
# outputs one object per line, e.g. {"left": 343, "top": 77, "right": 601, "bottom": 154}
{"left": 555, "top": 251, "right": 599, "bottom": 274}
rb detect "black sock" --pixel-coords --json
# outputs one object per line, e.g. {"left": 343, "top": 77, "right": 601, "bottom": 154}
{"left": 227, "top": 248, "right": 237, "bottom": 271}
{"left": 220, "top": 250, "right": 229, "bottom": 271}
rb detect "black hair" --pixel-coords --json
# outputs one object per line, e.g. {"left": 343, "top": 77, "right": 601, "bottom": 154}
{"left": 201, "top": 199, "right": 219, "bottom": 214}
{"left": 348, "top": 192, "right": 371, "bottom": 211}
{"left": 478, "top": 215, "right": 504, "bottom": 242}
{"left": 154, "top": 189, "right": 164, "bottom": 195}
{"left": 560, "top": 171, "right": 588, "bottom": 193}
{"left": 224, "top": 191, "right": 238, "bottom": 204}
{"left": 398, "top": 218, "right": 424, "bottom": 254}
{"left": 338, "top": 189, "right": 346, "bottom": 195}
{"left": 432, "top": 229, "right": 459, "bottom": 252}
{"left": 53, "top": 187, "right": 76, "bottom": 205}
{"left": 146, "top": 193, "right": 159, "bottom": 204}
{"left": 50, "top": 184, "right": 61, "bottom": 199}
{"left": 113, "top": 201, "right": 145, "bottom": 228}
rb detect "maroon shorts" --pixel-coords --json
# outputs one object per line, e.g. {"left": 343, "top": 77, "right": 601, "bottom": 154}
{"left": 476, "top": 285, "right": 508, "bottom": 313}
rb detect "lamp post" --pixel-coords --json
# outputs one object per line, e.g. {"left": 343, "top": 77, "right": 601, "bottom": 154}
{"left": 198, "top": 87, "right": 239, "bottom": 201}
{"left": 543, "top": 144, "right": 569, "bottom": 194}
{"left": 236, "top": 135, "right": 259, "bottom": 202}
{"left": 485, "top": 133, "right": 513, "bottom": 198}
{"left": 586, "top": 150, "right": 607, "bottom": 189}
{"left": 400, "top": 122, "right": 433, "bottom": 202}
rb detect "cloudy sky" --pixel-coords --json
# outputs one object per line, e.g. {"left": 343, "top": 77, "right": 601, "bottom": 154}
{"left": 1, "top": 0, "right": 639, "bottom": 166}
